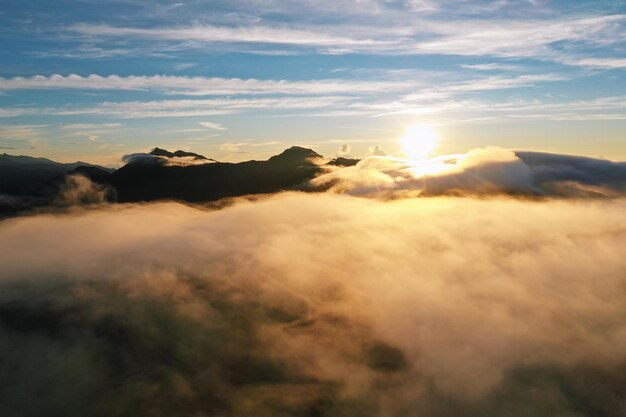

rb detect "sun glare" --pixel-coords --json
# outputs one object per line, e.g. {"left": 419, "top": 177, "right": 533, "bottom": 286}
{"left": 401, "top": 123, "right": 439, "bottom": 161}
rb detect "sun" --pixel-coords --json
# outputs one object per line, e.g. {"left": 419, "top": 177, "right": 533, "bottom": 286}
{"left": 400, "top": 123, "right": 439, "bottom": 161}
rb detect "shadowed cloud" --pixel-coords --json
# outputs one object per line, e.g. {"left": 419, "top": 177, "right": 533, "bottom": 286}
{"left": 0, "top": 192, "right": 625, "bottom": 416}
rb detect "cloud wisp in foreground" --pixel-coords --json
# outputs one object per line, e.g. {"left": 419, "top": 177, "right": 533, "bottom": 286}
{"left": 1, "top": 192, "right": 625, "bottom": 416}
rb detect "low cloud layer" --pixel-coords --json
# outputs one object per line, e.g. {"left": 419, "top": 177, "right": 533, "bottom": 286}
{"left": 1, "top": 193, "right": 625, "bottom": 416}
{"left": 122, "top": 152, "right": 216, "bottom": 167}
{"left": 312, "top": 147, "right": 626, "bottom": 198}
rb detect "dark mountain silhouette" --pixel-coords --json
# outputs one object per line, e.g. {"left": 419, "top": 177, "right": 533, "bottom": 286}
{"left": 70, "top": 165, "right": 113, "bottom": 185}
{"left": 0, "top": 154, "right": 112, "bottom": 172}
{"left": 328, "top": 157, "right": 360, "bottom": 167}
{"left": 0, "top": 154, "right": 114, "bottom": 217}
{"left": 267, "top": 146, "right": 321, "bottom": 164}
{"left": 0, "top": 153, "right": 112, "bottom": 195}
{"left": 111, "top": 146, "right": 322, "bottom": 202}
{"left": 1, "top": 147, "right": 325, "bottom": 216}
{"left": 1, "top": 155, "right": 67, "bottom": 198}
{"left": 149, "top": 147, "right": 216, "bottom": 161}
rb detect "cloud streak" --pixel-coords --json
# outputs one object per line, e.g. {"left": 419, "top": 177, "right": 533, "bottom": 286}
{"left": 7, "top": 73, "right": 620, "bottom": 123}
{"left": 63, "top": 14, "right": 626, "bottom": 61}
{"left": 0, "top": 74, "right": 417, "bottom": 96}
{"left": 199, "top": 121, "right": 227, "bottom": 130}
{"left": 68, "top": 22, "right": 386, "bottom": 48}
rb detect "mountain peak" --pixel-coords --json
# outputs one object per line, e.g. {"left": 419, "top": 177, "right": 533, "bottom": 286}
{"left": 328, "top": 157, "right": 360, "bottom": 167}
{"left": 150, "top": 147, "right": 208, "bottom": 160}
{"left": 268, "top": 146, "right": 321, "bottom": 164}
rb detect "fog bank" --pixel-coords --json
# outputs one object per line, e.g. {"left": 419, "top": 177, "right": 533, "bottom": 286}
{"left": 1, "top": 193, "right": 625, "bottom": 416}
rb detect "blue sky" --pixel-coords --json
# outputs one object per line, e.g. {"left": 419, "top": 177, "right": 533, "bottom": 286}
{"left": 1, "top": 0, "right": 625, "bottom": 165}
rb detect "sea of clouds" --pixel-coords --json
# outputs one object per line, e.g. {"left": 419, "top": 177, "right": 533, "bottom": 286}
{"left": 1, "top": 147, "right": 625, "bottom": 417}
{"left": 313, "top": 147, "right": 626, "bottom": 198}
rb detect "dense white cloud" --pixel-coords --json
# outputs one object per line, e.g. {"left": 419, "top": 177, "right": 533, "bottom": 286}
{"left": 0, "top": 192, "right": 624, "bottom": 415}
{"left": 312, "top": 147, "right": 626, "bottom": 197}
{"left": 337, "top": 144, "right": 352, "bottom": 157}
{"left": 368, "top": 145, "right": 387, "bottom": 156}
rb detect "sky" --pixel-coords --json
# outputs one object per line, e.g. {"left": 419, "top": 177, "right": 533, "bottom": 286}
{"left": 0, "top": 0, "right": 625, "bottom": 165}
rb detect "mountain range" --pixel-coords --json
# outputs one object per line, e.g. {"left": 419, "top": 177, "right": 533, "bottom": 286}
{"left": 2, "top": 146, "right": 625, "bottom": 218}
{"left": 112, "top": 146, "right": 324, "bottom": 202}
{"left": 0, "top": 146, "right": 341, "bottom": 217}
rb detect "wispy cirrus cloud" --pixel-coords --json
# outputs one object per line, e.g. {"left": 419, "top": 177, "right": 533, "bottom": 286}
{"left": 461, "top": 63, "right": 524, "bottom": 71}
{"left": 62, "top": 14, "right": 626, "bottom": 63}
{"left": 67, "top": 23, "right": 387, "bottom": 48}
{"left": 0, "top": 72, "right": 557, "bottom": 120}
{"left": 1, "top": 0, "right": 624, "bottom": 161}
{"left": 62, "top": 123, "right": 123, "bottom": 129}
{"left": 218, "top": 139, "right": 281, "bottom": 153}
{"left": 411, "top": 14, "right": 626, "bottom": 58}
{"left": 359, "top": 73, "right": 568, "bottom": 115}
{"left": 199, "top": 121, "right": 227, "bottom": 130}
{"left": 0, "top": 124, "right": 46, "bottom": 149}
{"left": 565, "top": 57, "right": 626, "bottom": 69}
{"left": 1, "top": 72, "right": 624, "bottom": 123}
{"left": 0, "top": 74, "right": 420, "bottom": 96}
{"left": 31, "top": 45, "right": 134, "bottom": 59}
{"left": 40, "top": 96, "right": 349, "bottom": 119}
